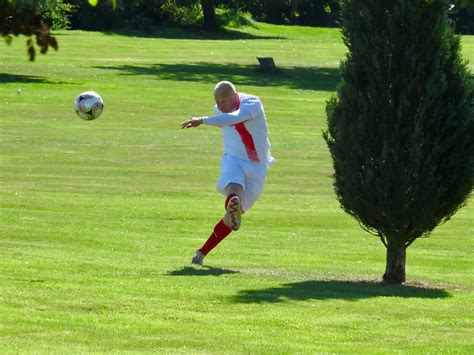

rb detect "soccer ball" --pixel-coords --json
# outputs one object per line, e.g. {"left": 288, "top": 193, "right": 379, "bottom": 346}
{"left": 74, "top": 91, "right": 104, "bottom": 120}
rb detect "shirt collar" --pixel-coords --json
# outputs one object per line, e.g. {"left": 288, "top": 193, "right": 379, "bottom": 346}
{"left": 232, "top": 93, "right": 241, "bottom": 111}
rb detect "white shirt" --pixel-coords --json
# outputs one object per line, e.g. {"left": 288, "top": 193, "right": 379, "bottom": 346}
{"left": 202, "top": 93, "right": 275, "bottom": 167}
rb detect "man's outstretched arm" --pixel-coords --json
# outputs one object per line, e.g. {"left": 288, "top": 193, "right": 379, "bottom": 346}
{"left": 181, "top": 108, "right": 252, "bottom": 129}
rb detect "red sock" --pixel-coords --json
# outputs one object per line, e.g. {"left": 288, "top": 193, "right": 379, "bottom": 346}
{"left": 198, "top": 219, "right": 233, "bottom": 255}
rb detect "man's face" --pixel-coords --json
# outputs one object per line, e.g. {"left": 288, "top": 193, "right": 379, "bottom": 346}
{"left": 215, "top": 92, "right": 237, "bottom": 113}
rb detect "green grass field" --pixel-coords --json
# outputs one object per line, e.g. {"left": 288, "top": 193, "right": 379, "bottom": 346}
{"left": 1, "top": 23, "right": 473, "bottom": 352}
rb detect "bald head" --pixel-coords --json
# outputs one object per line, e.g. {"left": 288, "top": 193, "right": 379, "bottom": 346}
{"left": 214, "top": 81, "right": 236, "bottom": 98}
{"left": 214, "top": 81, "right": 239, "bottom": 113}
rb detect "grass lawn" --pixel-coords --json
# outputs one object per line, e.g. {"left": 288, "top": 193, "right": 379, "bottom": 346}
{"left": 0, "top": 23, "right": 473, "bottom": 352}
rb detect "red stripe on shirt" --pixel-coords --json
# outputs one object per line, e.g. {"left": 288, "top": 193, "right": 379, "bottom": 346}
{"left": 233, "top": 122, "right": 259, "bottom": 162}
{"left": 230, "top": 93, "right": 259, "bottom": 162}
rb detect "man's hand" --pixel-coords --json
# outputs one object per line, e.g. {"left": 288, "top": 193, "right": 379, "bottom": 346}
{"left": 181, "top": 117, "right": 204, "bottom": 129}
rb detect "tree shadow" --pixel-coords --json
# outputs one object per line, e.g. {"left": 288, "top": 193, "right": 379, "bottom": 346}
{"left": 102, "top": 26, "right": 284, "bottom": 41}
{"left": 94, "top": 63, "right": 340, "bottom": 91}
{"left": 0, "top": 73, "right": 49, "bottom": 84}
{"left": 0, "top": 73, "right": 76, "bottom": 86}
{"left": 234, "top": 280, "right": 450, "bottom": 303}
{"left": 166, "top": 266, "right": 239, "bottom": 276}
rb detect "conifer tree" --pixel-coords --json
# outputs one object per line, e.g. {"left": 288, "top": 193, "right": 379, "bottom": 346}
{"left": 324, "top": 0, "right": 473, "bottom": 283}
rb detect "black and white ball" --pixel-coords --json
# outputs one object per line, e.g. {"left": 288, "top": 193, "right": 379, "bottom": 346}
{"left": 74, "top": 91, "right": 104, "bottom": 120}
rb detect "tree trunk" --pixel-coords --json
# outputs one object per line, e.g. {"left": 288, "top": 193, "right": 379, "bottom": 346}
{"left": 382, "top": 240, "right": 406, "bottom": 284}
{"left": 200, "top": 0, "right": 219, "bottom": 31}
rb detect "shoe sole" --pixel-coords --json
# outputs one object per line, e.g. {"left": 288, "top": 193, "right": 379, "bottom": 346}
{"left": 226, "top": 196, "right": 241, "bottom": 231}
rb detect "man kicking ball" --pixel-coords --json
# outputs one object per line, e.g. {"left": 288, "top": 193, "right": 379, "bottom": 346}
{"left": 181, "top": 81, "right": 275, "bottom": 266}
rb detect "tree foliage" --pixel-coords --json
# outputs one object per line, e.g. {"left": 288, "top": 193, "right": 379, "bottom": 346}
{"left": 3, "top": 0, "right": 474, "bottom": 32}
{"left": 1, "top": 0, "right": 58, "bottom": 60}
{"left": 240, "top": 0, "right": 340, "bottom": 26}
{"left": 324, "top": 0, "right": 474, "bottom": 283}
{"left": 64, "top": 0, "right": 216, "bottom": 31}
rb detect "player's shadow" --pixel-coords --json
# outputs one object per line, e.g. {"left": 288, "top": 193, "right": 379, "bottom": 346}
{"left": 94, "top": 63, "right": 340, "bottom": 92}
{"left": 167, "top": 266, "right": 239, "bottom": 277}
{"left": 233, "top": 280, "right": 450, "bottom": 303}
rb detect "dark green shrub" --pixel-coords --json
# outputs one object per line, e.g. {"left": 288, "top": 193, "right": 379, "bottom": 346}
{"left": 324, "top": 0, "right": 474, "bottom": 283}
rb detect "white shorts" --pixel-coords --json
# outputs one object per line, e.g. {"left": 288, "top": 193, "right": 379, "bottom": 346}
{"left": 217, "top": 154, "right": 268, "bottom": 212}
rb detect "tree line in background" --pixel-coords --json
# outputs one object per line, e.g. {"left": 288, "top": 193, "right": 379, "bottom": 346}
{"left": 1, "top": 0, "right": 343, "bottom": 32}
{"left": 3, "top": 0, "right": 474, "bottom": 31}
{"left": 3, "top": 0, "right": 474, "bottom": 60}
{"left": 0, "top": 0, "right": 340, "bottom": 60}
{"left": 72, "top": 0, "right": 344, "bottom": 31}
{"left": 32, "top": 0, "right": 474, "bottom": 33}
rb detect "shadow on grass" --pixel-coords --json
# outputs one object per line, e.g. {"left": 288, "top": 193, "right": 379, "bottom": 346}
{"left": 167, "top": 266, "right": 239, "bottom": 276}
{"left": 0, "top": 73, "right": 49, "bottom": 84}
{"left": 234, "top": 280, "right": 450, "bottom": 303}
{"left": 102, "top": 26, "right": 284, "bottom": 41}
{"left": 94, "top": 63, "right": 340, "bottom": 91}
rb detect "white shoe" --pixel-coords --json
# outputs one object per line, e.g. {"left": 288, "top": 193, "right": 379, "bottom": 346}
{"left": 226, "top": 195, "right": 242, "bottom": 231}
{"left": 191, "top": 250, "right": 205, "bottom": 266}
